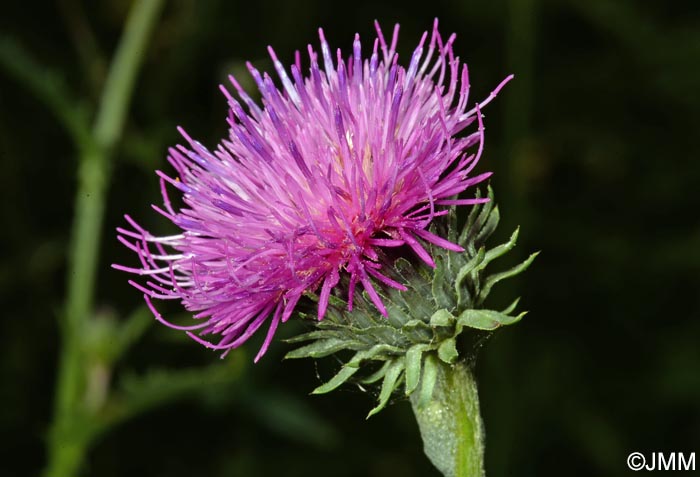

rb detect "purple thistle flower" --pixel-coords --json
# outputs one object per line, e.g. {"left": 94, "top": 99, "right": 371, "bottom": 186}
{"left": 114, "top": 19, "right": 512, "bottom": 362}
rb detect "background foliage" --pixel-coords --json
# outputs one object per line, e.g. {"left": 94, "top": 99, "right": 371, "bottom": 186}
{"left": 1, "top": 0, "right": 698, "bottom": 476}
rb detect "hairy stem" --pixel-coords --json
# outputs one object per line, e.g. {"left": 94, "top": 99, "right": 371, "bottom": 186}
{"left": 45, "top": 1, "right": 165, "bottom": 476}
{"left": 410, "top": 362, "right": 485, "bottom": 477}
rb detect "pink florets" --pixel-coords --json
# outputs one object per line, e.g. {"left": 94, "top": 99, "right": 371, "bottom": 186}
{"left": 114, "top": 20, "right": 512, "bottom": 361}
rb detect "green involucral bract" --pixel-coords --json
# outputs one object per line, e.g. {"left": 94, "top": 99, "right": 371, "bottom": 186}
{"left": 285, "top": 187, "right": 538, "bottom": 417}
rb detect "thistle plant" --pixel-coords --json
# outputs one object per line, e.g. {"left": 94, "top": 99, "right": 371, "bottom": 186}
{"left": 115, "top": 19, "right": 535, "bottom": 477}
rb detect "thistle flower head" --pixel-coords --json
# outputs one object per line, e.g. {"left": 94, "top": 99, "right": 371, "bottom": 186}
{"left": 114, "top": 20, "right": 512, "bottom": 361}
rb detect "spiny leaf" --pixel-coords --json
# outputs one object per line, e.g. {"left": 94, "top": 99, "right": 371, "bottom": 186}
{"left": 385, "top": 287, "right": 413, "bottom": 315}
{"left": 460, "top": 188, "right": 491, "bottom": 245}
{"left": 339, "top": 324, "right": 402, "bottom": 339}
{"left": 391, "top": 257, "right": 416, "bottom": 281}
{"left": 382, "top": 296, "right": 414, "bottom": 326}
{"left": 400, "top": 279, "right": 438, "bottom": 320}
{"left": 477, "top": 251, "right": 540, "bottom": 304}
{"left": 402, "top": 319, "right": 434, "bottom": 343}
{"left": 455, "top": 247, "right": 485, "bottom": 306}
{"left": 403, "top": 319, "right": 433, "bottom": 331}
{"left": 464, "top": 187, "right": 497, "bottom": 248}
{"left": 327, "top": 294, "right": 348, "bottom": 308}
{"left": 359, "top": 360, "right": 392, "bottom": 384}
{"left": 284, "top": 329, "right": 341, "bottom": 344}
{"left": 312, "top": 364, "right": 360, "bottom": 394}
{"left": 457, "top": 309, "right": 527, "bottom": 331}
{"left": 437, "top": 338, "right": 459, "bottom": 364}
{"left": 429, "top": 309, "right": 455, "bottom": 327}
{"left": 367, "top": 359, "right": 404, "bottom": 418}
{"left": 405, "top": 344, "right": 430, "bottom": 395}
{"left": 431, "top": 255, "right": 453, "bottom": 309}
{"left": 418, "top": 353, "right": 439, "bottom": 409}
{"left": 447, "top": 208, "right": 459, "bottom": 243}
{"left": 347, "top": 344, "right": 404, "bottom": 366}
{"left": 479, "top": 227, "right": 519, "bottom": 270}
{"left": 285, "top": 338, "right": 361, "bottom": 359}
{"left": 501, "top": 297, "right": 521, "bottom": 315}
{"left": 475, "top": 205, "right": 500, "bottom": 246}
{"left": 303, "top": 291, "right": 348, "bottom": 309}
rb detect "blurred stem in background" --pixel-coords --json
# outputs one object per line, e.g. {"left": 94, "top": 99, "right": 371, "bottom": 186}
{"left": 48, "top": 1, "right": 165, "bottom": 475}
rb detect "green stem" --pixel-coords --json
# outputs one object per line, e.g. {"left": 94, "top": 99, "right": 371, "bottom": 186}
{"left": 410, "top": 362, "right": 484, "bottom": 477}
{"left": 46, "top": 1, "right": 165, "bottom": 476}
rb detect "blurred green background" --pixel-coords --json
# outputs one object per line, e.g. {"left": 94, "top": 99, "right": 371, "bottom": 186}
{"left": 1, "top": 0, "right": 698, "bottom": 476}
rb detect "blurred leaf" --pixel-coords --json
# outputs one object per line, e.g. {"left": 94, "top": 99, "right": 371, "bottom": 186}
{"left": 102, "top": 358, "right": 245, "bottom": 431}
{"left": 239, "top": 387, "right": 341, "bottom": 450}
{"left": 564, "top": 0, "right": 700, "bottom": 108}
{"left": 110, "top": 306, "right": 153, "bottom": 362}
{"left": 82, "top": 306, "right": 152, "bottom": 366}
{"left": 0, "top": 37, "right": 92, "bottom": 148}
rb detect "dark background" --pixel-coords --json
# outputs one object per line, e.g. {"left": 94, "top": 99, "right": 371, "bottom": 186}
{"left": 1, "top": 0, "right": 699, "bottom": 476}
